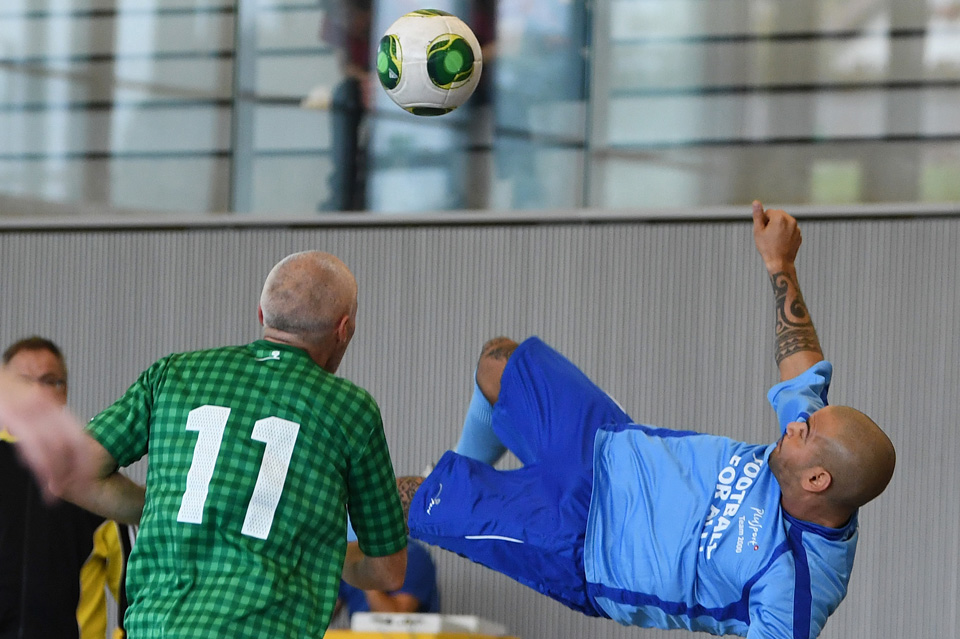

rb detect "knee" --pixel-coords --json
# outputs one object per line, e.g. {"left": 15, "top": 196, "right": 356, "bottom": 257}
{"left": 475, "top": 337, "right": 519, "bottom": 404}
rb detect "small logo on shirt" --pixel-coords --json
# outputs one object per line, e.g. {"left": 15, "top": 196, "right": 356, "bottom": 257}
{"left": 735, "top": 507, "right": 766, "bottom": 553}
{"left": 256, "top": 350, "right": 281, "bottom": 362}
{"left": 748, "top": 507, "right": 765, "bottom": 549}
{"left": 426, "top": 483, "right": 443, "bottom": 515}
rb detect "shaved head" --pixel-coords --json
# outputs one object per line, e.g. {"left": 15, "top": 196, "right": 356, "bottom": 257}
{"left": 811, "top": 405, "right": 896, "bottom": 511}
{"left": 259, "top": 251, "right": 357, "bottom": 340}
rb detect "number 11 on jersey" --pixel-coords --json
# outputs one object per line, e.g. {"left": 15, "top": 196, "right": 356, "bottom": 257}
{"left": 177, "top": 405, "right": 301, "bottom": 540}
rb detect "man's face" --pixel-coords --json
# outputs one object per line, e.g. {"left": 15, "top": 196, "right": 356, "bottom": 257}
{"left": 770, "top": 420, "right": 815, "bottom": 480}
{"left": 4, "top": 349, "right": 68, "bottom": 405}
{"left": 769, "top": 408, "right": 842, "bottom": 485}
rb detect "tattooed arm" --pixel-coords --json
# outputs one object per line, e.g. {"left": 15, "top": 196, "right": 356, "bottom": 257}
{"left": 752, "top": 201, "right": 824, "bottom": 381}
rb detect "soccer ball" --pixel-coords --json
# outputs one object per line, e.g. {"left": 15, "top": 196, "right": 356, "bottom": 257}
{"left": 377, "top": 10, "right": 483, "bottom": 116}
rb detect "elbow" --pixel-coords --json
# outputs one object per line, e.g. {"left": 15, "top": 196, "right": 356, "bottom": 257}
{"left": 381, "top": 549, "right": 408, "bottom": 592}
{"left": 49, "top": 470, "right": 85, "bottom": 503}
{"left": 47, "top": 479, "right": 70, "bottom": 501}
{"left": 348, "top": 546, "right": 408, "bottom": 591}
{"left": 383, "top": 572, "right": 405, "bottom": 593}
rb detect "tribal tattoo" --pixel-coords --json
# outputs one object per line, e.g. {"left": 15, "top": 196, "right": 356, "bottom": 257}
{"left": 769, "top": 271, "right": 822, "bottom": 365}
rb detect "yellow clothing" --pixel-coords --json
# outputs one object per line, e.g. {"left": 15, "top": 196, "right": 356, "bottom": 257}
{"left": 78, "top": 521, "right": 130, "bottom": 639}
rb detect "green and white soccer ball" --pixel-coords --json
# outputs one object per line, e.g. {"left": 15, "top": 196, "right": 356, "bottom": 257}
{"left": 377, "top": 10, "right": 483, "bottom": 116}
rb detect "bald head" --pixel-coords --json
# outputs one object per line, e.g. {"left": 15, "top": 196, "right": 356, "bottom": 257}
{"left": 259, "top": 251, "right": 357, "bottom": 341}
{"left": 813, "top": 405, "right": 896, "bottom": 511}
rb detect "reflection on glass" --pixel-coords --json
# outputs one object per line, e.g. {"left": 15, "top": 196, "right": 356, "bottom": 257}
{"left": 0, "top": 0, "right": 957, "bottom": 216}
{"left": 598, "top": 0, "right": 960, "bottom": 209}
{"left": 0, "top": 0, "right": 234, "bottom": 213}
{"left": 488, "top": 0, "right": 587, "bottom": 210}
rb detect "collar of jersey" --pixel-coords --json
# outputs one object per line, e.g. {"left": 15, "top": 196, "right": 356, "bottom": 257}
{"left": 254, "top": 339, "right": 312, "bottom": 358}
{"left": 783, "top": 509, "right": 858, "bottom": 541}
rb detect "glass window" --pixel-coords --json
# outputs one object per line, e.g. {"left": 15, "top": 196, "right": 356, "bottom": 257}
{"left": 1, "top": 0, "right": 957, "bottom": 217}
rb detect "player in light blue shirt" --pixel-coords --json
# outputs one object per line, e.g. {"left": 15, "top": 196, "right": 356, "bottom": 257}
{"left": 402, "top": 201, "right": 896, "bottom": 638}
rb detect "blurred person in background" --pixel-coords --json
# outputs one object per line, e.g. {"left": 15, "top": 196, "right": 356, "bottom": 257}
{"left": 337, "top": 535, "right": 439, "bottom": 619}
{"left": 0, "top": 337, "right": 131, "bottom": 639}
{"left": 316, "top": 0, "right": 374, "bottom": 212}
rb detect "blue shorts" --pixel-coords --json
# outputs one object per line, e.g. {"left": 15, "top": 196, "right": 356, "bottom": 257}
{"left": 408, "top": 337, "right": 632, "bottom": 617}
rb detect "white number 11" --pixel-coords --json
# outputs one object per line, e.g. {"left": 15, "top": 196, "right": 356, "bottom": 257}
{"left": 176, "top": 405, "right": 300, "bottom": 540}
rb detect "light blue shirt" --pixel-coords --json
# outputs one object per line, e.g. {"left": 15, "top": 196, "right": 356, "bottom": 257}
{"left": 584, "top": 362, "right": 857, "bottom": 638}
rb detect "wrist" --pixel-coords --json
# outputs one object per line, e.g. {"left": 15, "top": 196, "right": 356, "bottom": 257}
{"left": 765, "top": 259, "right": 795, "bottom": 274}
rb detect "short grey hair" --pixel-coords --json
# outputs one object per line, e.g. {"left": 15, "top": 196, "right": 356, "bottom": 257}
{"left": 259, "top": 251, "right": 357, "bottom": 337}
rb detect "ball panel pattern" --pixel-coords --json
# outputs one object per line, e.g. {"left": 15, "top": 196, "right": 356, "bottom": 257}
{"left": 376, "top": 34, "right": 402, "bottom": 90}
{"left": 426, "top": 34, "right": 476, "bottom": 89}
{"left": 408, "top": 9, "right": 453, "bottom": 17}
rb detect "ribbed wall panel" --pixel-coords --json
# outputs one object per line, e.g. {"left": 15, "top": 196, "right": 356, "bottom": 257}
{"left": 0, "top": 218, "right": 955, "bottom": 639}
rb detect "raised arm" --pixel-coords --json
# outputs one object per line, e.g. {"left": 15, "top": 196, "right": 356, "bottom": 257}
{"left": 752, "top": 201, "right": 824, "bottom": 381}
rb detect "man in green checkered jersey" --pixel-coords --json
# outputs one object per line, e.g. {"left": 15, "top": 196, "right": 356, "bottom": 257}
{"left": 4, "top": 251, "right": 408, "bottom": 638}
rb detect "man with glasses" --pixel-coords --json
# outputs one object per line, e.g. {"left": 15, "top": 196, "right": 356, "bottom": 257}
{"left": 0, "top": 337, "right": 130, "bottom": 639}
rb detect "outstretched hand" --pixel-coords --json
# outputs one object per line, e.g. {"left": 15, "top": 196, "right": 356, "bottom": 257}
{"left": 0, "top": 369, "right": 92, "bottom": 502}
{"left": 752, "top": 200, "right": 802, "bottom": 272}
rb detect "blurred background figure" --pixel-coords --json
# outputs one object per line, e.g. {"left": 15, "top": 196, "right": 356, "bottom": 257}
{"left": 316, "top": 0, "right": 374, "bottom": 212}
{"left": 337, "top": 536, "right": 439, "bottom": 618}
{"left": 0, "top": 337, "right": 131, "bottom": 639}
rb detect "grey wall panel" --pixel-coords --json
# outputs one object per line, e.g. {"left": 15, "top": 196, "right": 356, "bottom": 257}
{"left": 0, "top": 217, "right": 956, "bottom": 638}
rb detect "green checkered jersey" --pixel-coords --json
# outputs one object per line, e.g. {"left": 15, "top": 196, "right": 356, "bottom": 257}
{"left": 86, "top": 340, "right": 407, "bottom": 639}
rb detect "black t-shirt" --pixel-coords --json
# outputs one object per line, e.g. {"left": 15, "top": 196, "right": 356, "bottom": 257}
{"left": 0, "top": 441, "right": 104, "bottom": 639}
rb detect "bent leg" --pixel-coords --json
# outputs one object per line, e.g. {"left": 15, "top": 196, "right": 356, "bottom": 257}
{"left": 454, "top": 337, "right": 517, "bottom": 465}
{"left": 490, "top": 337, "right": 632, "bottom": 468}
{"left": 476, "top": 336, "right": 518, "bottom": 404}
{"left": 459, "top": 336, "right": 632, "bottom": 469}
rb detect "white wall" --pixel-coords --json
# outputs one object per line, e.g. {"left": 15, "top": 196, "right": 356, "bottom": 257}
{"left": 0, "top": 214, "right": 955, "bottom": 638}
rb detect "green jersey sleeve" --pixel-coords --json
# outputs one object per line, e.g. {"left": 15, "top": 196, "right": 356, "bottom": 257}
{"left": 346, "top": 395, "right": 407, "bottom": 558}
{"left": 87, "top": 358, "right": 167, "bottom": 467}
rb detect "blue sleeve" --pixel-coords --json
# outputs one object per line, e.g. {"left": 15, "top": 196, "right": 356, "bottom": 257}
{"left": 745, "top": 573, "right": 795, "bottom": 639}
{"left": 396, "top": 540, "right": 438, "bottom": 611}
{"left": 746, "top": 557, "right": 825, "bottom": 639}
{"left": 765, "top": 361, "right": 833, "bottom": 434}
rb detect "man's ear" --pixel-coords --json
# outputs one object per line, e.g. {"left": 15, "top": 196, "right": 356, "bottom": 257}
{"left": 335, "top": 314, "right": 350, "bottom": 342}
{"left": 257, "top": 305, "right": 265, "bottom": 327}
{"left": 801, "top": 467, "right": 832, "bottom": 494}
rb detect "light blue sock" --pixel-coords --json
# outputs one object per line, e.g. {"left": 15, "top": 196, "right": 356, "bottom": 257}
{"left": 454, "top": 377, "right": 506, "bottom": 465}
